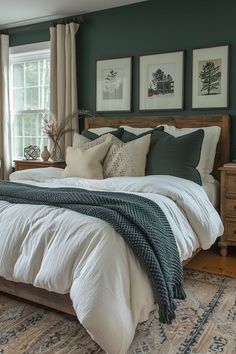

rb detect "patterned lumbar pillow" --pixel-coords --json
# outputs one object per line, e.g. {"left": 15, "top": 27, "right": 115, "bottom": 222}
{"left": 73, "top": 132, "right": 151, "bottom": 178}
{"left": 63, "top": 137, "right": 111, "bottom": 179}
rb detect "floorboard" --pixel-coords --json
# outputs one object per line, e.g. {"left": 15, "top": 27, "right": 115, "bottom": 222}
{"left": 185, "top": 245, "right": 236, "bottom": 277}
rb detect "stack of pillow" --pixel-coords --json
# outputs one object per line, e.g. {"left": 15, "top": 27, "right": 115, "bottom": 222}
{"left": 63, "top": 124, "right": 221, "bottom": 186}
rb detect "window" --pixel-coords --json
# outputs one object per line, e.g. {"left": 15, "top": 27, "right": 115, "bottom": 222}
{"left": 10, "top": 43, "right": 50, "bottom": 159}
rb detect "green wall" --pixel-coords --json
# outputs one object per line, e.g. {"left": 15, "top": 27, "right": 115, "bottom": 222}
{"left": 9, "top": 0, "right": 236, "bottom": 159}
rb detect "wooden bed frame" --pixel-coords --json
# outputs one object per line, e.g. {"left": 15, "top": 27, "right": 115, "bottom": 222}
{"left": 0, "top": 114, "right": 230, "bottom": 316}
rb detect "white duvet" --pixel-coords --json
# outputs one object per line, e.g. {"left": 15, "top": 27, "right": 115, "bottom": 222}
{"left": 0, "top": 169, "right": 223, "bottom": 354}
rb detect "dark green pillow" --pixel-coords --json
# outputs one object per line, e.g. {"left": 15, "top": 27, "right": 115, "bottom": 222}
{"left": 145, "top": 129, "right": 204, "bottom": 185}
{"left": 121, "top": 126, "right": 164, "bottom": 143}
{"left": 81, "top": 127, "right": 124, "bottom": 140}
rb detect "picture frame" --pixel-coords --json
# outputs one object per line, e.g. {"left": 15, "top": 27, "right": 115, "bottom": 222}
{"left": 191, "top": 44, "right": 229, "bottom": 109}
{"left": 95, "top": 56, "right": 132, "bottom": 112}
{"left": 139, "top": 50, "right": 184, "bottom": 111}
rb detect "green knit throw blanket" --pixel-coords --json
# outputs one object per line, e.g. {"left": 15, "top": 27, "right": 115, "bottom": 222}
{"left": 0, "top": 181, "right": 186, "bottom": 324}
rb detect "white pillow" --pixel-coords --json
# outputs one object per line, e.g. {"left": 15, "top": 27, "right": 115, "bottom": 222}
{"left": 120, "top": 125, "right": 153, "bottom": 135}
{"left": 63, "top": 138, "right": 111, "bottom": 179}
{"left": 10, "top": 167, "right": 63, "bottom": 182}
{"left": 88, "top": 127, "right": 117, "bottom": 135}
{"left": 158, "top": 125, "right": 221, "bottom": 183}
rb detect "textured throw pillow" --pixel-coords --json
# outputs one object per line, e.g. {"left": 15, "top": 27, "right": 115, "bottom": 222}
{"left": 158, "top": 125, "right": 221, "bottom": 183}
{"left": 63, "top": 138, "right": 111, "bottom": 179}
{"left": 103, "top": 134, "right": 151, "bottom": 178}
{"left": 81, "top": 127, "right": 124, "bottom": 140}
{"left": 73, "top": 132, "right": 151, "bottom": 178}
{"left": 145, "top": 129, "right": 204, "bottom": 185}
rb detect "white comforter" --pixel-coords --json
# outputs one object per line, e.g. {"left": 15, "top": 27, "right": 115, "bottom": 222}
{"left": 0, "top": 169, "right": 223, "bottom": 354}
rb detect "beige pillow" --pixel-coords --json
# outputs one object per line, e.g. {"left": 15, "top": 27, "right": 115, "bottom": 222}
{"left": 103, "top": 134, "right": 151, "bottom": 178}
{"left": 73, "top": 132, "right": 151, "bottom": 178}
{"left": 73, "top": 132, "right": 108, "bottom": 149}
{"left": 63, "top": 139, "right": 111, "bottom": 179}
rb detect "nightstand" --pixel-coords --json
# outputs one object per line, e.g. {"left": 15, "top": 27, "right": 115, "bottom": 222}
{"left": 14, "top": 159, "right": 66, "bottom": 171}
{"left": 219, "top": 163, "right": 236, "bottom": 256}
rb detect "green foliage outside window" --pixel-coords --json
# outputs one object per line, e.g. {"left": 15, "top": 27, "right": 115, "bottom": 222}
{"left": 11, "top": 57, "right": 50, "bottom": 158}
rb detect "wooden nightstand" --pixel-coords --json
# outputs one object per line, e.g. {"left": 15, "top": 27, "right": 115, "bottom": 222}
{"left": 219, "top": 163, "right": 236, "bottom": 256}
{"left": 14, "top": 160, "right": 66, "bottom": 171}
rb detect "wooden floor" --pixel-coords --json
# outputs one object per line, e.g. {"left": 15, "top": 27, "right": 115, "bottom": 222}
{"left": 185, "top": 245, "right": 236, "bottom": 277}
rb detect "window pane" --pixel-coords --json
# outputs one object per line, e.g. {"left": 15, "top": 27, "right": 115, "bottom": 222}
{"left": 12, "top": 112, "right": 48, "bottom": 158}
{"left": 13, "top": 137, "right": 23, "bottom": 158}
{"left": 40, "top": 86, "right": 50, "bottom": 109}
{"left": 39, "top": 59, "right": 50, "bottom": 86}
{"left": 13, "top": 88, "right": 24, "bottom": 110}
{"left": 25, "top": 61, "right": 38, "bottom": 87}
{"left": 25, "top": 87, "right": 39, "bottom": 109}
{"left": 11, "top": 50, "right": 50, "bottom": 159}
{"left": 13, "top": 64, "right": 24, "bottom": 88}
{"left": 12, "top": 113, "right": 22, "bottom": 137}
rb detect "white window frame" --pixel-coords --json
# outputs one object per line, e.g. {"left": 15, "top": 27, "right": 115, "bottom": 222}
{"left": 9, "top": 42, "right": 50, "bottom": 159}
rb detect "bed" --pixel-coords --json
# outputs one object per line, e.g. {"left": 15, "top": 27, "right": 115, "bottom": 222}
{"left": 0, "top": 114, "right": 230, "bottom": 354}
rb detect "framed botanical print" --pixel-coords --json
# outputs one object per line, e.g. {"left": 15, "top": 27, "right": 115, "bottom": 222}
{"left": 191, "top": 45, "right": 229, "bottom": 109}
{"left": 95, "top": 56, "right": 132, "bottom": 112}
{"left": 139, "top": 50, "right": 184, "bottom": 111}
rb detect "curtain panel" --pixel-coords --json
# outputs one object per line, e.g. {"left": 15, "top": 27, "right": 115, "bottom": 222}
{"left": 0, "top": 34, "right": 11, "bottom": 179}
{"left": 50, "top": 22, "right": 79, "bottom": 157}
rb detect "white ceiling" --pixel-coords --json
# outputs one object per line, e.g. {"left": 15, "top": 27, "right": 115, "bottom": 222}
{"left": 0, "top": 0, "right": 146, "bottom": 29}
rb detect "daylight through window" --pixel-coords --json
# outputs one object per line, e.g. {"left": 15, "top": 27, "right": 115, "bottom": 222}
{"left": 10, "top": 47, "right": 50, "bottom": 159}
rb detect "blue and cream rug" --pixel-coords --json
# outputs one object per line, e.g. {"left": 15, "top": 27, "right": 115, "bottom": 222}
{"left": 0, "top": 270, "right": 235, "bottom": 354}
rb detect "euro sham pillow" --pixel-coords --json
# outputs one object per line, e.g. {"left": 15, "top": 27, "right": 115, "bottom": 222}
{"left": 73, "top": 132, "right": 151, "bottom": 178}
{"left": 120, "top": 126, "right": 164, "bottom": 143}
{"left": 159, "top": 125, "right": 221, "bottom": 183}
{"left": 86, "top": 127, "right": 117, "bottom": 135}
{"left": 145, "top": 129, "right": 204, "bottom": 185}
{"left": 81, "top": 127, "right": 124, "bottom": 140}
{"left": 119, "top": 125, "right": 154, "bottom": 135}
{"left": 63, "top": 138, "right": 111, "bottom": 179}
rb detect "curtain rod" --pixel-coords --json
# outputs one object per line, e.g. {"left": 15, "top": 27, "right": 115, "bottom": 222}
{"left": 3, "top": 15, "right": 86, "bottom": 35}
{"left": 52, "top": 15, "right": 86, "bottom": 27}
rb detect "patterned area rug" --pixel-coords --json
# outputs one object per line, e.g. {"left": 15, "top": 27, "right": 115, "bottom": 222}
{"left": 0, "top": 270, "right": 235, "bottom": 354}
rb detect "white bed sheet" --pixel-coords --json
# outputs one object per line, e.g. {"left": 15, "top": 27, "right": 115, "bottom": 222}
{"left": 1, "top": 169, "right": 223, "bottom": 354}
{"left": 203, "top": 179, "right": 220, "bottom": 208}
{"left": 10, "top": 167, "right": 220, "bottom": 208}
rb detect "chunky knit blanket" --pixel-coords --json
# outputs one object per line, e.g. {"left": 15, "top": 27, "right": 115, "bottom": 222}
{"left": 0, "top": 181, "right": 186, "bottom": 324}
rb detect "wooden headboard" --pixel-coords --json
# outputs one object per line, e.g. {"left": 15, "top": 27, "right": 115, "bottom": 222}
{"left": 84, "top": 114, "right": 230, "bottom": 181}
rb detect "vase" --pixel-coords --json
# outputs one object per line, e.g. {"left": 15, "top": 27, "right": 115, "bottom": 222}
{"left": 41, "top": 146, "right": 51, "bottom": 161}
{"left": 50, "top": 143, "right": 62, "bottom": 161}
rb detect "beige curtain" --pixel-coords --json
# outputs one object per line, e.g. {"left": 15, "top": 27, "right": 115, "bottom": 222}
{"left": 50, "top": 22, "right": 79, "bottom": 157}
{"left": 0, "top": 34, "right": 11, "bottom": 179}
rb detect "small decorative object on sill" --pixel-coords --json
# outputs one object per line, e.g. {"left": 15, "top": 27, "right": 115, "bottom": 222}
{"left": 41, "top": 146, "right": 51, "bottom": 161}
{"left": 24, "top": 145, "right": 40, "bottom": 160}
